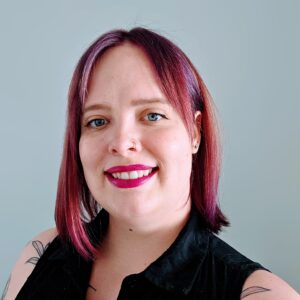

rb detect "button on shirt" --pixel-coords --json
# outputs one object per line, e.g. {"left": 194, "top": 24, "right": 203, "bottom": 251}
{"left": 16, "top": 208, "right": 268, "bottom": 299}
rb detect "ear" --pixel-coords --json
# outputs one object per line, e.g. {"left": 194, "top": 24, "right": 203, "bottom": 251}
{"left": 192, "top": 111, "right": 202, "bottom": 154}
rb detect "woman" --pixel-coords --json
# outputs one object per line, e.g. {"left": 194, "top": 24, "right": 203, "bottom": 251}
{"left": 4, "top": 27, "right": 299, "bottom": 299}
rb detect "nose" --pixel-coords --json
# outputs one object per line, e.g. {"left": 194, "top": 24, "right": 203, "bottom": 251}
{"left": 108, "top": 125, "right": 141, "bottom": 156}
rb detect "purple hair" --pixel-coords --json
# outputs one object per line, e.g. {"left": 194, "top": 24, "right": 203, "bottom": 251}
{"left": 55, "top": 27, "right": 229, "bottom": 259}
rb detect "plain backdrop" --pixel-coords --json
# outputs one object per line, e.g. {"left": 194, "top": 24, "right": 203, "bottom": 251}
{"left": 0, "top": 0, "right": 299, "bottom": 292}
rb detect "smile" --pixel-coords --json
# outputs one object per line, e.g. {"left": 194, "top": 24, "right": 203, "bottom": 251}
{"left": 104, "top": 164, "right": 158, "bottom": 188}
{"left": 111, "top": 169, "right": 152, "bottom": 179}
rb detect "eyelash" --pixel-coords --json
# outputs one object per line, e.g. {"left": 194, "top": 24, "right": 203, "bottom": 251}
{"left": 86, "top": 118, "right": 108, "bottom": 128}
{"left": 85, "top": 112, "right": 167, "bottom": 129}
{"left": 144, "top": 112, "right": 167, "bottom": 122}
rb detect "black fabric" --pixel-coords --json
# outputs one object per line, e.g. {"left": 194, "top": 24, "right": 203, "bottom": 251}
{"left": 16, "top": 208, "right": 269, "bottom": 299}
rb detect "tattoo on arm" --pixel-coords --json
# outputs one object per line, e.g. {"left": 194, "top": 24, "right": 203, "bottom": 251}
{"left": 1, "top": 275, "right": 11, "bottom": 300}
{"left": 88, "top": 284, "right": 97, "bottom": 292}
{"left": 25, "top": 240, "right": 50, "bottom": 265}
{"left": 241, "top": 286, "right": 271, "bottom": 299}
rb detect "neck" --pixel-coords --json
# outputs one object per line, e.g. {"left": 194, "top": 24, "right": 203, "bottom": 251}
{"left": 97, "top": 201, "right": 191, "bottom": 275}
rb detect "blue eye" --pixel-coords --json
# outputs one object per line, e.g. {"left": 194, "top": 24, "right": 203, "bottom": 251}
{"left": 87, "top": 119, "right": 107, "bottom": 128}
{"left": 146, "top": 113, "right": 165, "bottom": 122}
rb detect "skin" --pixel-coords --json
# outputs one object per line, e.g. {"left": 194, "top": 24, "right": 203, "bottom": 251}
{"left": 242, "top": 270, "right": 300, "bottom": 299}
{"left": 79, "top": 43, "right": 200, "bottom": 233}
{"left": 2, "top": 228, "right": 57, "bottom": 300}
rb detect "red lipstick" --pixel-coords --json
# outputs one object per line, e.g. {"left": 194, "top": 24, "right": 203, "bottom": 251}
{"left": 104, "top": 164, "right": 158, "bottom": 189}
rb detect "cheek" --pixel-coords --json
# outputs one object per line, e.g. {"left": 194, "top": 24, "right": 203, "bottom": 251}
{"left": 79, "top": 136, "right": 104, "bottom": 172}
{"left": 153, "top": 129, "right": 193, "bottom": 174}
{"left": 170, "top": 142, "right": 192, "bottom": 176}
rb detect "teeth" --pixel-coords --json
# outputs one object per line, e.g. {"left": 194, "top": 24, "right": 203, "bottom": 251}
{"left": 111, "top": 169, "right": 154, "bottom": 180}
{"left": 129, "top": 171, "right": 139, "bottom": 179}
{"left": 120, "top": 172, "right": 129, "bottom": 180}
{"left": 144, "top": 169, "right": 151, "bottom": 176}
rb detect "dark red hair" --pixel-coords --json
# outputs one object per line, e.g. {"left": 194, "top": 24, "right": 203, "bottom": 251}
{"left": 55, "top": 27, "right": 229, "bottom": 260}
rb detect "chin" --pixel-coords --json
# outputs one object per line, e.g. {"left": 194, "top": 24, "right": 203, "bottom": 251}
{"left": 111, "top": 197, "right": 164, "bottom": 222}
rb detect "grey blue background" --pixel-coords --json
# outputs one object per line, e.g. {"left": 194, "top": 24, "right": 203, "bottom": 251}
{"left": 0, "top": 0, "right": 299, "bottom": 292}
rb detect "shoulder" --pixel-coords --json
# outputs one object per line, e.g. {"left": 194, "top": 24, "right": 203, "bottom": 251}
{"left": 241, "top": 270, "right": 300, "bottom": 299}
{"left": 207, "top": 234, "right": 299, "bottom": 298}
{"left": 3, "top": 227, "right": 58, "bottom": 300}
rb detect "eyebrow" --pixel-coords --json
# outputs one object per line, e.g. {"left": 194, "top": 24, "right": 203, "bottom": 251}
{"left": 82, "top": 98, "right": 169, "bottom": 115}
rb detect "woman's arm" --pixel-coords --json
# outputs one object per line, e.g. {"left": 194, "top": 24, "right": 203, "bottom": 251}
{"left": 241, "top": 270, "right": 300, "bottom": 299}
{"left": 2, "top": 228, "right": 57, "bottom": 300}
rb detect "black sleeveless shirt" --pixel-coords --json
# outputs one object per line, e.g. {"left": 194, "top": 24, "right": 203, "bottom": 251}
{"left": 16, "top": 208, "right": 268, "bottom": 299}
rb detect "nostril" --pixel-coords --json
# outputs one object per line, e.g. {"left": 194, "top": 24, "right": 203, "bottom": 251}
{"left": 108, "top": 138, "right": 140, "bottom": 155}
{"left": 130, "top": 140, "right": 137, "bottom": 150}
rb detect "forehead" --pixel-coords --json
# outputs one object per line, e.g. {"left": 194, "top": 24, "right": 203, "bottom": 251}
{"left": 85, "top": 43, "right": 166, "bottom": 106}
{"left": 91, "top": 43, "right": 155, "bottom": 83}
{"left": 96, "top": 43, "right": 150, "bottom": 69}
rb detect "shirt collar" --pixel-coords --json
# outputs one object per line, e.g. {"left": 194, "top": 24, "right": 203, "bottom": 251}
{"left": 143, "top": 207, "right": 210, "bottom": 296}
{"left": 47, "top": 207, "right": 209, "bottom": 296}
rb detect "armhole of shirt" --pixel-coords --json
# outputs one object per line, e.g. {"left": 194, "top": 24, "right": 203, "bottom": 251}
{"left": 235, "top": 263, "right": 271, "bottom": 299}
{"left": 5, "top": 228, "right": 58, "bottom": 300}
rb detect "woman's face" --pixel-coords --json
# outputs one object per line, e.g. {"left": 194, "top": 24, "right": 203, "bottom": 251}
{"left": 79, "top": 43, "right": 199, "bottom": 227}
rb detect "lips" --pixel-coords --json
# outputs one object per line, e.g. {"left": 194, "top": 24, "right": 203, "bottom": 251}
{"left": 104, "top": 164, "right": 158, "bottom": 188}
